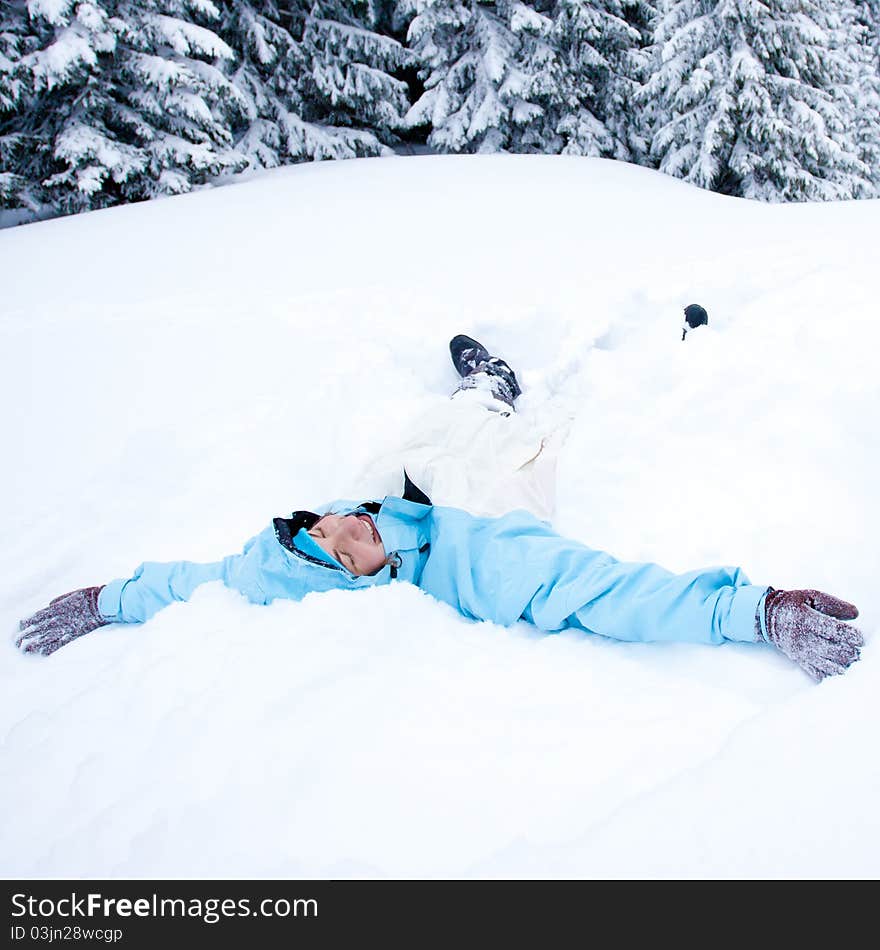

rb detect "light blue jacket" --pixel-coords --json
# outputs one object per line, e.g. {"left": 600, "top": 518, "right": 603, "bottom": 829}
{"left": 98, "top": 496, "right": 769, "bottom": 644}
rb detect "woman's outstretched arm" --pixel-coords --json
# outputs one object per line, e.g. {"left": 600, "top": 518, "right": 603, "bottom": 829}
{"left": 421, "top": 506, "right": 864, "bottom": 681}
{"left": 17, "top": 557, "right": 243, "bottom": 656}
{"left": 16, "top": 530, "right": 273, "bottom": 656}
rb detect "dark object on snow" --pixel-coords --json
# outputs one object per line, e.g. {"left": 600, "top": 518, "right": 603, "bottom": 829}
{"left": 682, "top": 304, "right": 709, "bottom": 341}
{"left": 449, "top": 333, "right": 522, "bottom": 407}
{"left": 760, "top": 587, "right": 863, "bottom": 681}
{"left": 17, "top": 586, "right": 109, "bottom": 656}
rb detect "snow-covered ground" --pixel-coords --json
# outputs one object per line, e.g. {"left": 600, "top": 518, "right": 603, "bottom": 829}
{"left": 1, "top": 155, "right": 877, "bottom": 878}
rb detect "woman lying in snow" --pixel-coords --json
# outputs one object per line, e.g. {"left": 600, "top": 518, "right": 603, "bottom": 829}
{"left": 17, "top": 335, "right": 864, "bottom": 681}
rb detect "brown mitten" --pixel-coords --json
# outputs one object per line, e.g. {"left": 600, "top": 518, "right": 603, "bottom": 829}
{"left": 762, "top": 588, "right": 863, "bottom": 681}
{"left": 17, "top": 587, "right": 109, "bottom": 656}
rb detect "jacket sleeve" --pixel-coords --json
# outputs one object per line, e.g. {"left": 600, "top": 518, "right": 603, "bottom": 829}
{"left": 425, "top": 507, "right": 768, "bottom": 645}
{"left": 96, "top": 534, "right": 267, "bottom": 624}
{"left": 523, "top": 551, "right": 769, "bottom": 645}
{"left": 97, "top": 560, "right": 229, "bottom": 624}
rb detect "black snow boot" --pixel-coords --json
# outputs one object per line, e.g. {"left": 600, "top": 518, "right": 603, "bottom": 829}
{"left": 449, "top": 334, "right": 522, "bottom": 408}
{"left": 450, "top": 334, "right": 491, "bottom": 377}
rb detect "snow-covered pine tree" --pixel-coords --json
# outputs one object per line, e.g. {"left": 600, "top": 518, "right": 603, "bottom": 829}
{"left": 405, "top": 0, "right": 513, "bottom": 153}
{"left": 212, "top": 1, "right": 390, "bottom": 166}
{"left": 0, "top": 0, "right": 129, "bottom": 220}
{"left": 1, "top": 1, "right": 251, "bottom": 222}
{"left": 622, "top": 0, "right": 658, "bottom": 42}
{"left": 642, "top": 0, "right": 872, "bottom": 201}
{"left": 618, "top": 0, "right": 659, "bottom": 160}
{"left": 855, "top": 0, "right": 880, "bottom": 54}
{"left": 298, "top": 0, "right": 414, "bottom": 148}
{"left": 208, "top": 1, "right": 306, "bottom": 168}
{"left": 849, "top": 1, "right": 880, "bottom": 195}
{"left": 549, "top": 0, "right": 648, "bottom": 160}
{"left": 405, "top": 0, "right": 572, "bottom": 153}
{"left": 3, "top": 1, "right": 418, "bottom": 224}
{"left": 401, "top": 0, "right": 654, "bottom": 159}
{"left": 112, "top": 1, "right": 249, "bottom": 200}
{"left": 0, "top": 1, "right": 41, "bottom": 218}
{"left": 501, "top": 1, "right": 564, "bottom": 152}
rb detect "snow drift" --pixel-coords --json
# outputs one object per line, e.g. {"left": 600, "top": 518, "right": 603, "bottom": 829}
{"left": 1, "top": 154, "right": 877, "bottom": 878}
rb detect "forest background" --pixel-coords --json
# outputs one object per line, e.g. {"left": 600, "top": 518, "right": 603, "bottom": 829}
{"left": 2, "top": 0, "right": 880, "bottom": 228}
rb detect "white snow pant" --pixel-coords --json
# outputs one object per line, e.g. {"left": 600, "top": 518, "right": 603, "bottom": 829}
{"left": 356, "top": 388, "right": 568, "bottom": 521}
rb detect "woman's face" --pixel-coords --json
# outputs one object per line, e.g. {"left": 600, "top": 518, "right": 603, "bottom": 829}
{"left": 307, "top": 513, "right": 387, "bottom": 576}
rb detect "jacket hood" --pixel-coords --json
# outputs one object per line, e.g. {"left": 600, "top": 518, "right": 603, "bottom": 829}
{"left": 238, "top": 491, "right": 434, "bottom": 606}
